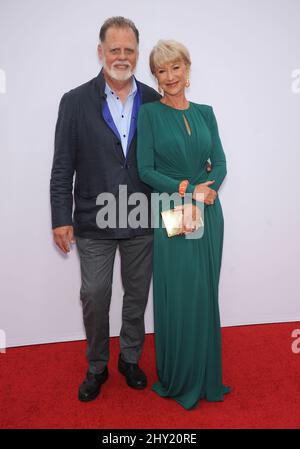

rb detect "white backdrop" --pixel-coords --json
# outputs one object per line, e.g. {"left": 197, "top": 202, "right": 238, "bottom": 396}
{"left": 0, "top": 0, "right": 299, "bottom": 348}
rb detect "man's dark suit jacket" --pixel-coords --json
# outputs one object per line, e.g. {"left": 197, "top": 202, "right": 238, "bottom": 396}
{"left": 50, "top": 70, "right": 160, "bottom": 239}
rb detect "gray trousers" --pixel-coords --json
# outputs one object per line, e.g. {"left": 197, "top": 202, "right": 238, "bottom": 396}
{"left": 76, "top": 234, "right": 153, "bottom": 374}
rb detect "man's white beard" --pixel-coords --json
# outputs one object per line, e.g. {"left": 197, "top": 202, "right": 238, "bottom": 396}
{"left": 103, "top": 57, "right": 134, "bottom": 81}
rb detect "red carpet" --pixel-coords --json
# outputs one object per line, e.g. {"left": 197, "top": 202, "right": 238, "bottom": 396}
{"left": 0, "top": 322, "right": 300, "bottom": 429}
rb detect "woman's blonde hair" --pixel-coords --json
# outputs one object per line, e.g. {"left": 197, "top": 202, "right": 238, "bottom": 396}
{"left": 149, "top": 39, "right": 191, "bottom": 74}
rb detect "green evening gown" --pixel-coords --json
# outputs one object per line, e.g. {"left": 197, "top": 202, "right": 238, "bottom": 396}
{"left": 136, "top": 100, "right": 231, "bottom": 410}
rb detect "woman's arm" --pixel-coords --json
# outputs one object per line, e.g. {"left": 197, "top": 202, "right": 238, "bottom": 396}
{"left": 204, "top": 106, "right": 227, "bottom": 192}
{"left": 184, "top": 106, "right": 226, "bottom": 199}
{"left": 136, "top": 106, "right": 181, "bottom": 194}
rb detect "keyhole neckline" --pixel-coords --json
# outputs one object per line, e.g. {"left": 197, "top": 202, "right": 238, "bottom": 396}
{"left": 182, "top": 113, "right": 192, "bottom": 136}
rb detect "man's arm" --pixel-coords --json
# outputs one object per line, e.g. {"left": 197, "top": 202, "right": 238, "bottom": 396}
{"left": 50, "top": 92, "right": 77, "bottom": 253}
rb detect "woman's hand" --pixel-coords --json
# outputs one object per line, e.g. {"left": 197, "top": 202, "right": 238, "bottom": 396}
{"left": 192, "top": 180, "right": 217, "bottom": 205}
{"left": 174, "top": 204, "right": 202, "bottom": 235}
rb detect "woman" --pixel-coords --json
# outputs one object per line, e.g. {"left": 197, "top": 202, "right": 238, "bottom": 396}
{"left": 136, "top": 40, "right": 231, "bottom": 410}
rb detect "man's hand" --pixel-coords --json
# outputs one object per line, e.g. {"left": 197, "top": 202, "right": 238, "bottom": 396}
{"left": 53, "top": 226, "right": 75, "bottom": 254}
{"left": 192, "top": 180, "right": 217, "bottom": 205}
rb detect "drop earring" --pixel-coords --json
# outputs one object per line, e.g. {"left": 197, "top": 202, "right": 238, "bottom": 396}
{"left": 185, "top": 79, "right": 190, "bottom": 88}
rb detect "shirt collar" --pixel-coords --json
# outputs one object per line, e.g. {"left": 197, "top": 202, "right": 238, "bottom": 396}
{"left": 105, "top": 76, "right": 137, "bottom": 99}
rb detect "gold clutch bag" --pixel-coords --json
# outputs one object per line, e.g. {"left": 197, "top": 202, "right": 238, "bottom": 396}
{"left": 161, "top": 209, "right": 183, "bottom": 237}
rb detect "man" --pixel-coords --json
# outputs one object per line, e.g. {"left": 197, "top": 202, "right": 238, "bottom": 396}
{"left": 50, "top": 16, "right": 160, "bottom": 402}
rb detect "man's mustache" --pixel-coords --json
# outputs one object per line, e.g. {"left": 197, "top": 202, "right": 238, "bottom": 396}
{"left": 112, "top": 61, "right": 132, "bottom": 69}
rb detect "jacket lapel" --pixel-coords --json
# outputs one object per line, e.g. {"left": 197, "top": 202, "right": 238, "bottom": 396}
{"left": 101, "top": 100, "right": 122, "bottom": 142}
{"left": 125, "top": 82, "right": 142, "bottom": 157}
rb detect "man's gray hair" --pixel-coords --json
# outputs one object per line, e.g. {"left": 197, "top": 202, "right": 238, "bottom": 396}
{"left": 99, "top": 16, "right": 139, "bottom": 43}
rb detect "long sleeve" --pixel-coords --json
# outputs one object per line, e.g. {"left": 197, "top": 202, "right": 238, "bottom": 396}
{"left": 204, "top": 106, "right": 227, "bottom": 192}
{"left": 185, "top": 106, "right": 227, "bottom": 196}
{"left": 50, "top": 92, "right": 77, "bottom": 229}
{"left": 137, "top": 106, "right": 181, "bottom": 194}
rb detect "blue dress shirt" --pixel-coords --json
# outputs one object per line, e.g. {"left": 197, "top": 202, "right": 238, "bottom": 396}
{"left": 105, "top": 77, "right": 137, "bottom": 157}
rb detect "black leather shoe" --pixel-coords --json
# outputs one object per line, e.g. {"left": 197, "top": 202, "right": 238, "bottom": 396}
{"left": 78, "top": 367, "right": 108, "bottom": 402}
{"left": 118, "top": 354, "right": 147, "bottom": 389}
